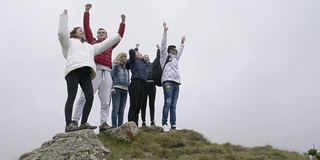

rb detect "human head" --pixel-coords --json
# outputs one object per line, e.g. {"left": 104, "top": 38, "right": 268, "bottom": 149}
{"left": 143, "top": 54, "right": 150, "bottom": 63}
{"left": 114, "top": 52, "right": 127, "bottom": 64}
{"left": 97, "top": 28, "right": 108, "bottom": 39}
{"left": 167, "top": 45, "right": 177, "bottom": 55}
{"left": 70, "top": 27, "right": 85, "bottom": 39}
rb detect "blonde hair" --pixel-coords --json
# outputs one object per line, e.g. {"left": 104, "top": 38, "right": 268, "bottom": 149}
{"left": 113, "top": 52, "right": 127, "bottom": 63}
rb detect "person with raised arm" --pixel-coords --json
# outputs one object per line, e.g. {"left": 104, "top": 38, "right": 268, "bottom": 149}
{"left": 140, "top": 44, "right": 160, "bottom": 127}
{"left": 72, "top": 4, "right": 126, "bottom": 133}
{"left": 160, "top": 22, "right": 186, "bottom": 132}
{"left": 125, "top": 44, "right": 147, "bottom": 126}
{"left": 58, "top": 9, "right": 121, "bottom": 132}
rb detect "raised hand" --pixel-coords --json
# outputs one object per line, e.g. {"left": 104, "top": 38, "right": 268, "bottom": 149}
{"left": 85, "top": 4, "right": 92, "bottom": 12}
{"left": 63, "top": 9, "right": 68, "bottom": 15}
{"left": 121, "top": 14, "right": 126, "bottom": 23}
{"left": 181, "top": 36, "right": 186, "bottom": 44}
{"left": 156, "top": 44, "right": 160, "bottom": 49}
{"left": 163, "top": 22, "right": 168, "bottom": 33}
{"left": 136, "top": 43, "right": 140, "bottom": 48}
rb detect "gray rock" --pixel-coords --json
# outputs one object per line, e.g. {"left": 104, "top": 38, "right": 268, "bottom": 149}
{"left": 101, "top": 122, "right": 140, "bottom": 142}
{"left": 19, "top": 129, "right": 109, "bottom": 160}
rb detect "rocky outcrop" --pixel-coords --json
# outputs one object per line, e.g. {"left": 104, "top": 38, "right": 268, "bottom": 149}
{"left": 101, "top": 121, "right": 140, "bottom": 142}
{"left": 19, "top": 129, "right": 109, "bottom": 160}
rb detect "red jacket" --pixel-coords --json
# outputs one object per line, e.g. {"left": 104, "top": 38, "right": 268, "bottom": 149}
{"left": 83, "top": 12, "right": 125, "bottom": 68}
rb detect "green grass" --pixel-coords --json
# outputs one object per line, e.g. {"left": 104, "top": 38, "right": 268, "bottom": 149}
{"left": 97, "top": 127, "right": 307, "bottom": 160}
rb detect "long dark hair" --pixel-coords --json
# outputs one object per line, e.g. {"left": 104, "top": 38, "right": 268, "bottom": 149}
{"left": 70, "top": 27, "right": 81, "bottom": 38}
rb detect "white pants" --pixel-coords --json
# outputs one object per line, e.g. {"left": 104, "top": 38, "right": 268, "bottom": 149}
{"left": 73, "top": 68, "right": 112, "bottom": 125}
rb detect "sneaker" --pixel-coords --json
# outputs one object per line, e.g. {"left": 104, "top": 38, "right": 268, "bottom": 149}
{"left": 65, "top": 121, "right": 79, "bottom": 132}
{"left": 142, "top": 122, "right": 146, "bottom": 127}
{"left": 79, "top": 122, "right": 97, "bottom": 130}
{"left": 162, "top": 124, "right": 170, "bottom": 132}
{"left": 150, "top": 121, "right": 156, "bottom": 127}
{"left": 99, "top": 122, "right": 112, "bottom": 133}
{"left": 171, "top": 125, "right": 181, "bottom": 130}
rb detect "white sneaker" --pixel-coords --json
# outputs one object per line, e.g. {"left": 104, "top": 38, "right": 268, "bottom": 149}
{"left": 171, "top": 125, "right": 181, "bottom": 131}
{"left": 162, "top": 124, "right": 170, "bottom": 132}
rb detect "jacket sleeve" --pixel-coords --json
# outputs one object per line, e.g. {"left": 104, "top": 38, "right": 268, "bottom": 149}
{"left": 152, "top": 49, "right": 160, "bottom": 64}
{"left": 176, "top": 44, "right": 184, "bottom": 61}
{"left": 160, "top": 33, "right": 168, "bottom": 67}
{"left": 93, "top": 34, "right": 121, "bottom": 56}
{"left": 83, "top": 12, "right": 96, "bottom": 44}
{"left": 125, "top": 60, "right": 131, "bottom": 70}
{"left": 128, "top": 48, "right": 136, "bottom": 64}
{"left": 57, "top": 14, "right": 69, "bottom": 59}
{"left": 110, "top": 23, "right": 125, "bottom": 49}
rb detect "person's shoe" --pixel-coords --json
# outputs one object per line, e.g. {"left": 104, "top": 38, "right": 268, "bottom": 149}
{"left": 99, "top": 122, "right": 112, "bottom": 133}
{"left": 65, "top": 121, "right": 79, "bottom": 132}
{"left": 79, "top": 122, "right": 97, "bottom": 130}
{"left": 162, "top": 124, "right": 170, "bottom": 132}
{"left": 171, "top": 124, "right": 181, "bottom": 131}
{"left": 142, "top": 121, "right": 146, "bottom": 127}
{"left": 150, "top": 121, "right": 156, "bottom": 127}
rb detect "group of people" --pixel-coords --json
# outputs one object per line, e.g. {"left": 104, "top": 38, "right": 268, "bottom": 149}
{"left": 57, "top": 4, "right": 186, "bottom": 133}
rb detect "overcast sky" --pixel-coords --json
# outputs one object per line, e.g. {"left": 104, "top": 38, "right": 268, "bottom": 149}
{"left": 1, "top": 0, "right": 320, "bottom": 159}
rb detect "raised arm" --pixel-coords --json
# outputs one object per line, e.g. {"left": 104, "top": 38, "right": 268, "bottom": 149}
{"left": 83, "top": 4, "right": 95, "bottom": 44}
{"left": 152, "top": 44, "right": 160, "bottom": 64}
{"left": 128, "top": 48, "right": 136, "bottom": 63}
{"left": 160, "top": 22, "right": 169, "bottom": 64}
{"left": 58, "top": 9, "right": 69, "bottom": 59}
{"left": 176, "top": 36, "right": 185, "bottom": 61}
{"left": 110, "top": 14, "right": 126, "bottom": 49}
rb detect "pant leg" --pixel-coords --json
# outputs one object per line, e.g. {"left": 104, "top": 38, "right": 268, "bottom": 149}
{"left": 65, "top": 69, "right": 80, "bottom": 126}
{"left": 111, "top": 89, "right": 121, "bottom": 127}
{"left": 79, "top": 69, "right": 94, "bottom": 125}
{"left": 72, "top": 69, "right": 101, "bottom": 122}
{"left": 162, "top": 81, "right": 173, "bottom": 126}
{"left": 140, "top": 83, "right": 148, "bottom": 122}
{"left": 170, "top": 83, "right": 179, "bottom": 126}
{"left": 118, "top": 89, "right": 128, "bottom": 126}
{"left": 136, "top": 81, "right": 146, "bottom": 126}
{"left": 128, "top": 80, "right": 143, "bottom": 126}
{"left": 148, "top": 83, "right": 156, "bottom": 122}
{"left": 98, "top": 70, "right": 113, "bottom": 125}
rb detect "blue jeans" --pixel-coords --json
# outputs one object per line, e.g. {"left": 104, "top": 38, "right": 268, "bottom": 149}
{"left": 162, "top": 81, "right": 180, "bottom": 126}
{"left": 111, "top": 88, "right": 128, "bottom": 127}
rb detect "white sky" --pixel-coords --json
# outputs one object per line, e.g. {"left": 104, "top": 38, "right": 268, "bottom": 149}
{"left": 1, "top": 0, "right": 320, "bottom": 159}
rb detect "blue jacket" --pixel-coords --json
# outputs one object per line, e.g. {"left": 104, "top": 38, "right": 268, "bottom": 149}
{"left": 111, "top": 63, "right": 130, "bottom": 89}
{"left": 125, "top": 49, "right": 147, "bottom": 82}
{"left": 146, "top": 49, "right": 160, "bottom": 80}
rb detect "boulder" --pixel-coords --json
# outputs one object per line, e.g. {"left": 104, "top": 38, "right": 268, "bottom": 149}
{"left": 19, "top": 129, "right": 109, "bottom": 160}
{"left": 101, "top": 121, "right": 140, "bottom": 142}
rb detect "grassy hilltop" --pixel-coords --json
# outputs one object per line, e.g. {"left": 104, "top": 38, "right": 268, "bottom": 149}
{"left": 98, "top": 127, "right": 307, "bottom": 160}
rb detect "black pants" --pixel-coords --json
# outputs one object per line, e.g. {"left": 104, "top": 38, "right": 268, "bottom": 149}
{"left": 141, "top": 82, "right": 156, "bottom": 122}
{"left": 128, "top": 79, "right": 146, "bottom": 126}
{"left": 65, "top": 67, "right": 94, "bottom": 126}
